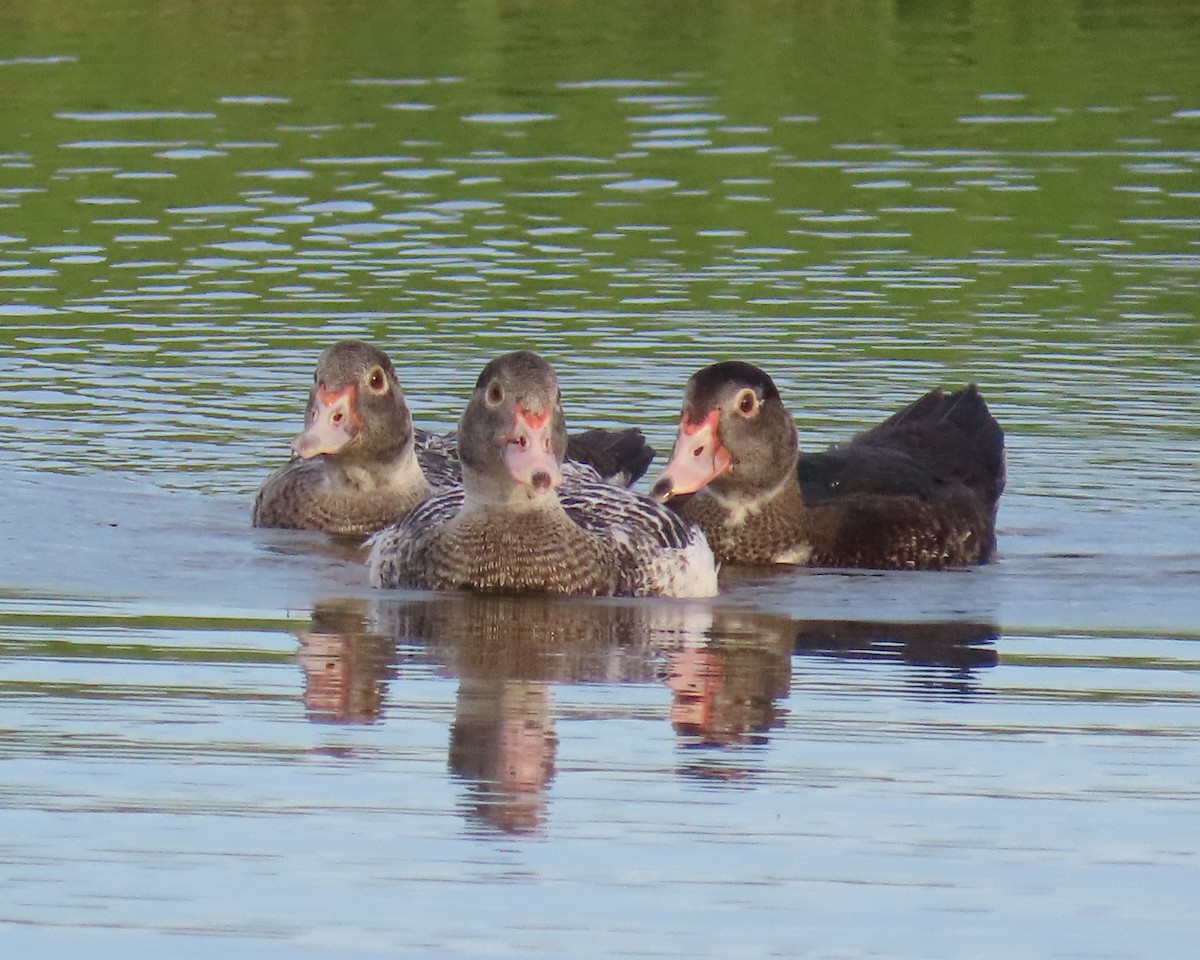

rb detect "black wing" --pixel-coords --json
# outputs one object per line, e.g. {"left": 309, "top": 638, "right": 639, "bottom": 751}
{"left": 565, "top": 427, "right": 656, "bottom": 487}
{"left": 798, "top": 385, "right": 1005, "bottom": 509}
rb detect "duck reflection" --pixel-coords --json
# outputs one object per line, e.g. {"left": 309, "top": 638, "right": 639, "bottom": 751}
{"left": 378, "top": 595, "right": 709, "bottom": 834}
{"left": 295, "top": 599, "right": 396, "bottom": 724}
{"left": 294, "top": 596, "right": 999, "bottom": 832}
{"left": 793, "top": 618, "right": 999, "bottom": 699}
{"left": 411, "top": 596, "right": 573, "bottom": 834}
{"left": 448, "top": 678, "right": 555, "bottom": 834}
{"left": 666, "top": 613, "right": 794, "bottom": 748}
{"left": 793, "top": 619, "right": 999, "bottom": 661}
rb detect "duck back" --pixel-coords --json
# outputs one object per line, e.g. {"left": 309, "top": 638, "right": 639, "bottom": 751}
{"left": 796, "top": 385, "right": 1004, "bottom": 567}
{"left": 800, "top": 385, "right": 1005, "bottom": 518}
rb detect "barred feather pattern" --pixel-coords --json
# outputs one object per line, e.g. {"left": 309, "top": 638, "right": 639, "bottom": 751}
{"left": 368, "top": 481, "right": 717, "bottom": 599}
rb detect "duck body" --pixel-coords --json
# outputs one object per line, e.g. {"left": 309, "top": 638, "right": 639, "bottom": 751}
{"left": 252, "top": 340, "right": 655, "bottom": 537}
{"left": 370, "top": 485, "right": 715, "bottom": 597}
{"left": 369, "top": 351, "right": 717, "bottom": 599}
{"left": 254, "top": 450, "right": 430, "bottom": 538}
{"left": 651, "top": 362, "right": 1004, "bottom": 570}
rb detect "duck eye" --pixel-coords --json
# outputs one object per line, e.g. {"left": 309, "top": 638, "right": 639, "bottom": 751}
{"left": 486, "top": 381, "right": 504, "bottom": 405}
{"left": 367, "top": 367, "right": 387, "bottom": 394}
{"left": 735, "top": 389, "right": 758, "bottom": 417}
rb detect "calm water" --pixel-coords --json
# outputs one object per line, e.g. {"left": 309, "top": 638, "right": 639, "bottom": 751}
{"left": 2, "top": 1, "right": 1199, "bottom": 956}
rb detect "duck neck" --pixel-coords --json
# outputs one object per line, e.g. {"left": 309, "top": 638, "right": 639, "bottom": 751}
{"left": 709, "top": 448, "right": 800, "bottom": 518}
{"left": 460, "top": 468, "right": 562, "bottom": 515}
{"left": 328, "top": 442, "right": 431, "bottom": 498}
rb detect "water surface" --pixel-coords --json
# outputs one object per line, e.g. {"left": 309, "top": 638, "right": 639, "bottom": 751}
{"left": 1, "top": 1, "right": 1199, "bottom": 957}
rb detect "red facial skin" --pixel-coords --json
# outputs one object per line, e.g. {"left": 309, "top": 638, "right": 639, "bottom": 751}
{"left": 651, "top": 409, "right": 732, "bottom": 501}
{"left": 502, "top": 404, "right": 562, "bottom": 491}
{"left": 292, "top": 384, "right": 362, "bottom": 459}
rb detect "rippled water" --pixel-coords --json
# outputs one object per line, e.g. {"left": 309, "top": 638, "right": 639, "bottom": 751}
{"left": 2, "top": 1, "right": 1199, "bottom": 956}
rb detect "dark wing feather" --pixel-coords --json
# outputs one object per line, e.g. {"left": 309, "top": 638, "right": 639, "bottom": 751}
{"left": 565, "top": 428, "right": 656, "bottom": 486}
{"left": 798, "top": 385, "right": 1005, "bottom": 510}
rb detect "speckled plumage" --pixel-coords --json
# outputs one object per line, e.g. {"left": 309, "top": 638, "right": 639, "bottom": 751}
{"left": 254, "top": 453, "right": 430, "bottom": 537}
{"left": 654, "top": 363, "right": 1005, "bottom": 570}
{"left": 369, "top": 351, "right": 717, "bottom": 598}
{"left": 677, "top": 472, "right": 992, "bottom": 569}
{"left": 371, "top": 482, "right": 714, "bottom": 597}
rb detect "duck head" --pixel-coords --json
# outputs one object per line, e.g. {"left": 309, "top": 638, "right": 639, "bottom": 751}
{"left": 651, "top": 361, "right": 797, "bottom": 502}
{"left": 292, "top": 340, "right": 414, "bottom": 466}
{"left": 459, "top": 351, "right": 567, "bottom": 505}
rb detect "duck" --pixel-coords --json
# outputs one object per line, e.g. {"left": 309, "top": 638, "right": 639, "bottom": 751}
{"left": 253, "top": 340, "right": 430, "bottom": 536}
{"left": 649, "top": 361, "right": 1005, "bottom": 569}
{"left": 252, "top": 340, "right": 656, "bottom": 536}
{"left": 369, "top": 351, "right": 718, "bottom": 598}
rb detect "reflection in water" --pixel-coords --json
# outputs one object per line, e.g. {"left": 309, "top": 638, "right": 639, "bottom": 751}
{"left": 668, "top": 613, "right": 999, "bottom": 783}
{"left": 794, "top": 619, "right": 1000, "bottom": 700}
{"left": 667, "top": 614, "right": 794, "bottom": 749}
{"left": 381, "top": 595, "right": 708, "bottom": 834}
{"left": 294, "top": 596, "right": 998, "bottom": 831}
{"left": 449, "top": 679, "right": 557, "bottom": 834}
{"left": 296, "top": 599, "right": 396, "bottom": 724}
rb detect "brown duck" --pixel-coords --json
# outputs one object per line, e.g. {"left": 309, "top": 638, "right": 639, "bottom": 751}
{"left": 253, "top": 340, "right": 656, "bottom": 536}
{"left": 650, "top": 361, "right": 1005, "bottom": 569}
{"left": 369, "top": 351, "right": 717, "bottom": 598}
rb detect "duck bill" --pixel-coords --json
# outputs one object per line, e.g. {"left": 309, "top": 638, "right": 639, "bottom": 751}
{"left": 650, "top": 410, "right": 731, "bottom": 501}
{"left": 503, "top": 406, "right": 563, "bottom": 492}
{"left": 292, "top": 384, "right": 361, "bottom": 459}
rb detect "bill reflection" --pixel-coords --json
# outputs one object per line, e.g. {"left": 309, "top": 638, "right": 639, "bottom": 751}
{"left": 296, "top": 599, "right": 396, "bottom": 724}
